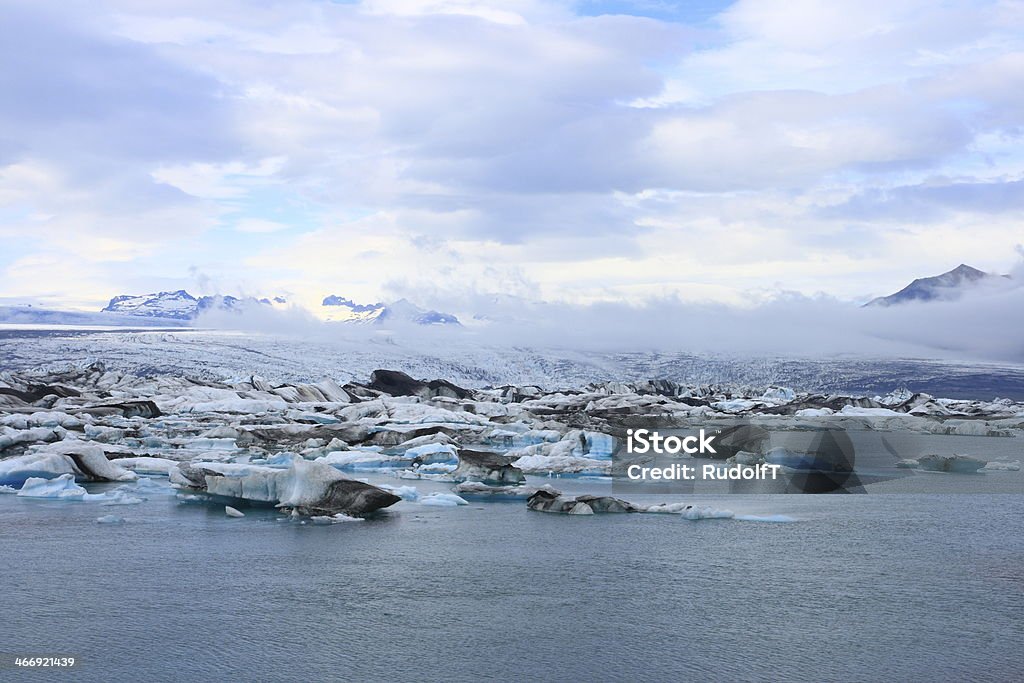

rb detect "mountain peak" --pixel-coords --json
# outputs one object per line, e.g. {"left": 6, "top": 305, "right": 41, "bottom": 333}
{"left": 102, "top": 291, "right": 284, "bottom": 320}
{"left": 320, "top": 295, "right": 460, "bottom": 326}
{"left": 866, "top": 264, "right": 1008, "bottom": 307}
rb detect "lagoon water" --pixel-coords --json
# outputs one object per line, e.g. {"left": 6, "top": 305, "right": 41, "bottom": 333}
{"left": 3, "top": 473, "right": 1023, "bottom": 682}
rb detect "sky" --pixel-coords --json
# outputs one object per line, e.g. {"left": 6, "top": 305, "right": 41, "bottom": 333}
{"left": 1, "top": 0, "right": 1024, "bottom": 313}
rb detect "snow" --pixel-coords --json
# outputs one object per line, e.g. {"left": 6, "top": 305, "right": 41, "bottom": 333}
{"left": 419, "top": 493, "right": 468, "bottom": 507}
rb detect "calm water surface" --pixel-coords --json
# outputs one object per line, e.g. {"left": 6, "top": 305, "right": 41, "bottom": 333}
{"left": 3, "top": 472, "right": 1023, "bottom": 682}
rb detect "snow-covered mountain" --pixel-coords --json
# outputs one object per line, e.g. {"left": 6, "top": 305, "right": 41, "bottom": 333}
{"left": 102, "top": 291, "right": 288, "bottom": 320}
{"left": 865, "top": 264, "right": 1011, "bottom": 307}
{"left": 320, "top": 296, "right": 387, "bottom": 323}
{"left": 102, "top": 290, "right": 200, "bottom": 320}
{"left": 321, "top": 295, "right": 460, "bottom": 326}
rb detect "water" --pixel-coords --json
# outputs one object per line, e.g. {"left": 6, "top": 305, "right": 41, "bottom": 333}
{"left": 3, "top": 475, "right": 1023, "bottom": 682}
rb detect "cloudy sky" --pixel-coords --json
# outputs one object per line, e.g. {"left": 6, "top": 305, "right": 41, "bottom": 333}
{"left": 2, "top": 0, "right": 1023, "bottom": 312}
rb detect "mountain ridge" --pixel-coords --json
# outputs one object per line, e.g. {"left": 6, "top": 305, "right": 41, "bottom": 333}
{"left": 865, "top": 264, "right": 1011, "bottom": 307}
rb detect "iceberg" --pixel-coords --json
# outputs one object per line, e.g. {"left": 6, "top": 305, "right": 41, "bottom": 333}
{"left": 17, "top": 474, "right": 89, "bottom": 499}
{"left": 983, "top": 460, "right": 1021, "bottom": 471}
{"left": 170, "top": 459, "right": 401, "bottom": 516}
{"left": 310, "top": 513, "right": 364, "bottom": 524}
{"left": 452, "top": 482, "right": 542, "bottom": 499}
{"left": 403, "top": 443, "right": 458, "bottom": 465}
{"left": 378, "top": 484, "right": 420, "bottom": 501}
{"left": 452, "top": 449, "right": 525, "bottom": 485}
{"left": 0, "top": 440, "right": 136, "bottom": 487}
{"left": 512, "top": 453, "right": 608, "bottom": 475}
{"left": 419, "top": 493, "right": 469, "bottom": 507}
{"left": 916, "top": 454, "right": 986, "bottom": 473}
{"left": 526, "top": 488, "right": 642, "bottom": 514}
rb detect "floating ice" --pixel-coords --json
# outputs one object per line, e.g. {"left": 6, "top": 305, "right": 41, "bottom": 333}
{"left": 762, "top": 386, "right": 796, "bottom": 402}
{"left": 171, "top": 459, "right": 401, "bottom": 516}
{"left": 679, "top": 507, "right": 735, "bottom": 520}
{"left": 414, "top": 461, "right": 457, "bottom": 473}
{"left": 96, "top": 514, "right": 125, "bottom": 524}
{"left": 734, "top": 514, "right": 798, "bottom": 522}
{"left": 225, "top": 505, "right": 245, "bottom": 518}
{"left": 111, "top": 456, "right": 179, "bottom": 476}
{"left": 403, "top": 443, "right": 458, "bottom": 464}
{"left": 100, "top": 490, "right": 144, "bottom": 506}
{"left": 419, "top": 493, "right": 469, "bottom": 507}
{"left": 309, "top": 513, "right": 364, "bottom": 524}
{"left": 983, "top": 459, "right": 1021, "bottom": 471}
{"left": 512, "top": 453, "right": 608, "bottom": 476}
{"left": 17, "top": 474, "right": 88, "bottom": 499}
{"left": 0, "top": 440, "right": 136, "bottom": 487}
{"left": 917, "top": 454, "right": 986, "bottom": 473}
{"left": 317, "top": 451, "right": 406, "bottom": 470}
{"left": 378, "top": 484, "right": 420, "bottom": 501}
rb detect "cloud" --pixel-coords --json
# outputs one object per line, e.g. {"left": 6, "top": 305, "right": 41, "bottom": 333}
{"left": 2, "top": 0, "right": 1024, "bottom": 317}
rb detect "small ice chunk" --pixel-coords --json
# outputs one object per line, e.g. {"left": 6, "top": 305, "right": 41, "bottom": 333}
{"left": 310, "top": 513, "right": 364, "bottom": 524}
{"left": 419, "top": 493, "right": 469, "bottom": 507}
{"left": 225, "top": 505, "right": 245, "bottom": 518}
{"left": 917, "top": 454, "right": 985, "bottom": 473}
{"left": 100, "top": 491, "right": 144, "bottom": 506}
{"left": 96, "top": 514, "right": 125, "bottom": 524}
{"left": 983, "top": 460, "right": 1021, "bottom": 471}
{"left": 680, "top": 506, "right": 735, "bottom": 520}
{"left": 378, "top": 484, "right": 420, "bottom": 501}
{"left": 734, "top": 514, "right": 797, "bottom": 523}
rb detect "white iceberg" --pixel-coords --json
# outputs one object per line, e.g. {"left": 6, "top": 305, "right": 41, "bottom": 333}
{"left": 983, "top": 459, "right": 1021, "bottom": 471}
{"left": 17, "top": 474, "right": 90, "bottom": 499}
{"left": 170, "top": 459, "right": 401, "bottom": 516}
{"left": 419, "top": 493, "right": 468, "bottom": 507}
{"left": 917, "top": 454, "right": 986, "bottom": 473}
{"left": 0, "top": 440, "right": 136, "bottom": 487}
